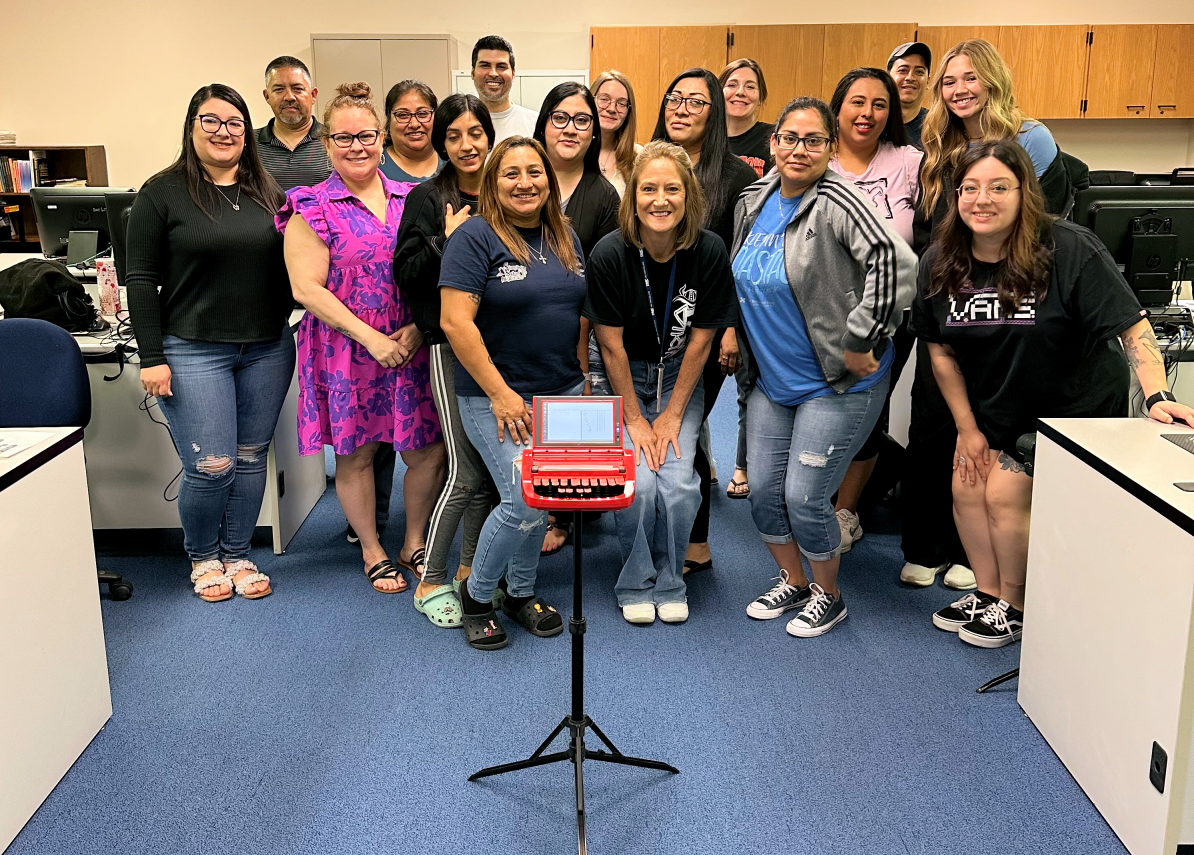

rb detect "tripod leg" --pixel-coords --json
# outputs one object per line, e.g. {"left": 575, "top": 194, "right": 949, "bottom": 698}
{"left": 469, "top": 749, "right": 572, "bottom": 781}
{"left": 977, "top": 667, "right": 1020, "bottom": 694}
{"left": 574, "top": 724, "right": 588, "bottom": 855}
{"left": 586, "top": 717, "right": 623, "bottom": 754}
{"left": 529, "top": 716, "right": 570, "bottom": 760}
{"left": 586, "top": 716, "right": 680, "bottom": 774}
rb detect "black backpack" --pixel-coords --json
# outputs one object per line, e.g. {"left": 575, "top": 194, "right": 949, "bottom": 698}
{"left": 0, "top": 258, "right": 105, "bottom": 333}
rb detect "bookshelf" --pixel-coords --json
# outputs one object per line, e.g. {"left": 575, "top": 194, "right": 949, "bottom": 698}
{"left": 0, "top": 145, "right": 108, "bottom": 252}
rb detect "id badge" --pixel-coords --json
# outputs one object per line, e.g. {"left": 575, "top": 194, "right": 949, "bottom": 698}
{"left": 656, "top": 361, "right": 664, "bottom": 412}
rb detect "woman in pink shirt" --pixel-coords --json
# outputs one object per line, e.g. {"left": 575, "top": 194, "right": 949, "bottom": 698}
{"left": 827, "top": 67, "right": 923, "bottom": 553}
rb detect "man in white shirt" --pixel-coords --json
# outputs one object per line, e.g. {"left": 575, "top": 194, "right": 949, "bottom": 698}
{"left": 471, "top": 35, "right": 538, "bottom": 142}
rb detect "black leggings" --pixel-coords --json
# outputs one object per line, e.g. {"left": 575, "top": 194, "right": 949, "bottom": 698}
{"left": 690, "top": 330, "right": 727, "bottom": 545}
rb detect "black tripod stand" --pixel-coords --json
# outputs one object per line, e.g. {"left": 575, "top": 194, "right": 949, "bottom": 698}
{"left": 469, "top": 510, "right": 679, "bottom": 854}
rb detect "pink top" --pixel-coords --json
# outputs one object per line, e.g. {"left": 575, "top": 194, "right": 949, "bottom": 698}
{"left": 276, "top": 171, "right": 441, "bottom": 456}
{"left": 830, "top": 143, "right": 923, "bottom": 247}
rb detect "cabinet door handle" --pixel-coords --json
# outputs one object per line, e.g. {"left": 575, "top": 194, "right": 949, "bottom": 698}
{"left": 1126, "top": 105, "right": 1146, "bottom": 114}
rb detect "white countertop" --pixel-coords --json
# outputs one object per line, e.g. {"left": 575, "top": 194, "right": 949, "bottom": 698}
{"left": 1039, "top": 417, "right": 1194, "bottom": 519}
{"left": 0, "top": 427, "right": 82, "bottom": 487}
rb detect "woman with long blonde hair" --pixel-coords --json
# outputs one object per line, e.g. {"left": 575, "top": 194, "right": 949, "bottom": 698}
{"left": 591, "top": 69, "right": 640, "bottom": 197}
{"left": 919, "top": 39, "right": 1058, "bottom": 224}
{"left": 439, "top": 136, "right": 587, "bottom": 650}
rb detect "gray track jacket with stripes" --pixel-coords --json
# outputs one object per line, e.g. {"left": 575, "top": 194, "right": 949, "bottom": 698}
{"left": 731, "top": 170, "right": 918, "bottom": 394}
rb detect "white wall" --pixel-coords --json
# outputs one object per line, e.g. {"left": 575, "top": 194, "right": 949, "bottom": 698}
{"left": 0, "top": 3, "right": 1191, "bottom": 187}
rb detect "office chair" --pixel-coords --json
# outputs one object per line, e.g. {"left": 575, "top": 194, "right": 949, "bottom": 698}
{"left": 0, "top": 317, "right": 133, "bottom": 600}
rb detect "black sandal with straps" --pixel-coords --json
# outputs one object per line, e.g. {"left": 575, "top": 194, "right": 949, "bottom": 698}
{"left": 365, "top": 559, "right": 407, "bottom": 594}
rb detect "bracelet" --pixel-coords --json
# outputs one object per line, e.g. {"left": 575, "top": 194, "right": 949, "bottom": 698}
{"left": 1146, "top": 390, "right": 1177, "bottom": 411}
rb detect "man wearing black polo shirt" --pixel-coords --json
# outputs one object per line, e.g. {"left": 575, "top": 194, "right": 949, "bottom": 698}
{"left": 258, "top": 56, "right": 332, "bottom": 191}
{"left": 887, "top": 42, "right": 932, "bottom": 150}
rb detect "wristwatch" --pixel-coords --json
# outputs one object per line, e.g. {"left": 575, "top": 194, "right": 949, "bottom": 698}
{"left": 1145, "top": 390, "right": 1177, "bottom": 411}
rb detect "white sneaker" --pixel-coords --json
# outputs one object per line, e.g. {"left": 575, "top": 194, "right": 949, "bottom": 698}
{"left": 622, "top": 603, "right": 656, "bottom": 624}
{"left": 943, "top": 564, "right": 978, "bottom": 591}
{"left": 836, "top": 509, "right": 862, "bottom": 553}
{"left": 657, "top": 602, "right": 689, "bottom": 623}
{"left": 900, "top": 562, "right": 948, "bottom": 587}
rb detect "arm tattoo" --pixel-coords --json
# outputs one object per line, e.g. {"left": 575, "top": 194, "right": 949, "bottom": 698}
{"left": 467, "top": 293, "right": 482, "bottom": 304}
{"left": 952, "top": 362, "right": 965, "bottom": 376}
{"left": 335, "top": 325, "right": 356, "bottom": 341}
{"left": 1124, "top": 326, "right": 1163, "bottom": 370}
{"left": 998, "top": 451, "right": 1027, "bottom": 474}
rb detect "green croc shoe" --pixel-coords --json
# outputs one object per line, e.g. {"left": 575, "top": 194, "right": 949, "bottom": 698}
{"left": 414, "top": 584, "right": 463, "bottom": 628}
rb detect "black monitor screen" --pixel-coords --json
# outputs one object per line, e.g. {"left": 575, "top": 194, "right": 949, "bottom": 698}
{"left": 1071, "top": 185, "right": 1194, "bottom": 307}
{"left": 103, "top": 191, "right": 137, "bottom": 281}
{"left": 30, "top": 186, "right": 131, "bottom": 261}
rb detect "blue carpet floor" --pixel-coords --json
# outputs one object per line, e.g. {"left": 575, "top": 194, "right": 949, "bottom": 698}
{"left": 9, "top": 382, "right": 1128, "bottom": 855}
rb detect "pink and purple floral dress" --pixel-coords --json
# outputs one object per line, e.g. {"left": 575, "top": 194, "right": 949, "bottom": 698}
{"left": 276, "top": 171, "right": 441, "bottom": 456}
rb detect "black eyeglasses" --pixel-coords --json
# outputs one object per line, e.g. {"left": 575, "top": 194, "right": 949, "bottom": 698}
{"left": 772, "top": 132, "right": 831, "bottom": 153}
{"left": 595, "top": 94, "right": 630, "bottom": 113}
{"left": 328, "top": 129, "right": 382, "bottom": 148}
{"left": 663, "top": 94, "right": 711, "bottom": 114}
{"left": 392, "top": 109, "right": 434, "bottom": 124}
{"left": 549, "top": 111, "right": 594, "bottom": 131}
{"left": 196, "top": 115, "right": 246, "bottom": 137}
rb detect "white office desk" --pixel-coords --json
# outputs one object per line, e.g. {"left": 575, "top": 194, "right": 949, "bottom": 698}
{"left": 1019, "top": 417, "right": 1194, "bottom": 855}
{"left": 0, "top": 427, "right": 112, "bottom": 853}
{"left": 1, "top": 252, "right": 326, "bottom": 553}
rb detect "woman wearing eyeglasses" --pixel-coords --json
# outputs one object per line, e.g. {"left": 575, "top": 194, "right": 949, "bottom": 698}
{"left": 532, "top": 82, "right": 621, "bottom": 557}
{"left": 911, "top": 140, "right": 1192, "bottom": 647}
{"left": 393, "top": 94, "right": 497, "bottom": 627}
{"left": 279, "top": 82, "right": 444, "bottom": 596}
{"left": 380, "top": 79, "right": 443, "bottom": 184}
{"left": 652, "top": 68, "right": 758, "bottom": 578}
{"left": 591, "top": 70, "right": 640, "bottom": 198}
{"left": 720, "top": 58, "right": 773, "bottom": 179}
{"left": 737, "top": 97, "right": 916, "bottom": 638}
{"left": 440, "top": 137, "right": 587, "bottom": 650}
{"left": 127, "top": 83, "right": 292, "bottom": 603}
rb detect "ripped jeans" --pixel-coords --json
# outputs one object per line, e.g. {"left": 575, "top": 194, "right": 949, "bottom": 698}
{"left": 158, "top": 329, "right": 296, "bottom": 563}
{"left": 745, "top": 374, "right": 889, "bottom": 561}
{"left": 458, "top": 380, "right": 584, "bottom": 604}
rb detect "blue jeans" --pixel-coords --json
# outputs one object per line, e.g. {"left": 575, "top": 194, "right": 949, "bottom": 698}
{"left": 592, "top": 360, "right": 704, "bottom": 606}
{"left": 158, "top": 329, "right": 296, "bottom": 562}
{"left": 745, "top": 373, "right": 889, "bottom": 561}
{"left": 459, "top": 380, "right": 584, "bottom": 603}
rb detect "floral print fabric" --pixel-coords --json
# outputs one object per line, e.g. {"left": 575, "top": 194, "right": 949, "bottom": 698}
{"left": 276, "top": 170, "right": 441, "bottom": 456}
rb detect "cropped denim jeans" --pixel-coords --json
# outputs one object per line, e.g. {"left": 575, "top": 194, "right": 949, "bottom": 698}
{"left": 157, "top": 329, "right": 296, "bottom": 563}
{"left": 459, "top": 380, "right": 584, "bottom": 604}
{"left": 745, "top": 373, "right": 889, "bottom": 561}
{"left": 592, "top": 359, "right": 704, "bottom": 607}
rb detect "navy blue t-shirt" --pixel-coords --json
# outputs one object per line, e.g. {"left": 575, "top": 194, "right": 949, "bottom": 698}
{"left": 439, "top": 216, "right": 587, "bottom": 398}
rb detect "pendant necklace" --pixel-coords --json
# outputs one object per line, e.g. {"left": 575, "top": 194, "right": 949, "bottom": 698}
{"left": 215, "top": 183, "right": 241, "bottom": 211}
{"left": 530, "top": 235, "right": 548, "bottom": 264}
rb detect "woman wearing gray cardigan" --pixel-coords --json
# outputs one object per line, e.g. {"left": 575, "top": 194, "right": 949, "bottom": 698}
{"left": 734, "top": 97, "right": 917, "bottom": 638}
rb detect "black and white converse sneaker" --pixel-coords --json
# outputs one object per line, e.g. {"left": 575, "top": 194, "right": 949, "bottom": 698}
{"left": 932, "top": 590, "right": 999, "bottom": 633}
{"left": 746, "top": 569, "right": 812, "bottom": 620}
{"left": 785, "top": 583, "right": 848, "bottom": 638}
{"left": 959, "top": 600, "right": 1024, "bottom": 648}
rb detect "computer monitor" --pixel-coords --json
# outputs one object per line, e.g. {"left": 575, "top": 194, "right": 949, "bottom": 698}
{"left": 1071, "top": 185, "right": 1194, "bottom": 308}
{"left": 30, "top": 186, "right": 132, "bottom": 265}
{"left": 103, "top": 191, "right": 137, "bottom": 281}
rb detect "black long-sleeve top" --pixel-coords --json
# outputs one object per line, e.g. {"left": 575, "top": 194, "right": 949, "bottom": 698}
{"left": 564, "top": 171, "right": 620, "bottom": 260}
{"left": 393, "top": 181, "right": 479, "bottom": 345}
{"left": 125, "top": 171, "right": 292, "bottom": 367}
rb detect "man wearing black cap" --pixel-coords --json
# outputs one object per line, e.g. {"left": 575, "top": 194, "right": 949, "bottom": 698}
{"left": 887, "top": 42, "right": 932, "bottom": 149}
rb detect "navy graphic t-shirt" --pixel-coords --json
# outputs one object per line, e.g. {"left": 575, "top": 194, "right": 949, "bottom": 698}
{"left": 910, "top": 220, "right": 1144, "bottom": 450}
{"left": 583, "top": 229, "right": 737, "bottom": 364}
{"left": 440, "top": 216, "right": 587, "bottom": 398}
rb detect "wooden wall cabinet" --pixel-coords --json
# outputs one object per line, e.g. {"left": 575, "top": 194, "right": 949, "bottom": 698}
{"left": 998, "top": 25, "right": 1089, "bottom": 119}
{"left": 1150, "top": 24, "right": 1194, "bottom": 118}
{"left": 731, "top": 25, "right": 824, "bottom": 123}
{"left": 820, "top": 23, "right": 917, "bottom": 98}
{"left": 1085, "top": 25, "right": 1157, "bottom": 118}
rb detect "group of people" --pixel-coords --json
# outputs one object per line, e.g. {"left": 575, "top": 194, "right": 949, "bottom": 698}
{"left": 124, "top": 33, "right": 1192, "bottom": 652}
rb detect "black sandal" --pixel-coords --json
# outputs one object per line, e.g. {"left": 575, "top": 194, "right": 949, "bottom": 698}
{"left": 463, "top": 610, "right": 508, "bottom": 650}
{"left": 540, "top": 517, "right": 573, "bottom": 557}
{"left": 502, "top": 596, "right": 564, "bottom": 637}
{"left": 365, "top": 559, "right": 407, "bottom": 594}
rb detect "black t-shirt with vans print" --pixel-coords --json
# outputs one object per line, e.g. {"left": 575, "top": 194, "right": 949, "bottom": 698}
{"left": 910, "top": 219, "right": 1144, "bottom": 451}
{"left": 728, "top": 121, "right": 775, "bottom": 178}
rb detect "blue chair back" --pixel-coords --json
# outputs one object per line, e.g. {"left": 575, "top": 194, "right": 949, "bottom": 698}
{"left": 0, "top": 317, "right": 91, "bottom": 428}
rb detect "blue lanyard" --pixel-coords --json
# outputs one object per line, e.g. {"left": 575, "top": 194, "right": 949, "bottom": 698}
{"left": 638, "top": 248, "right": 677, "bottom": 361}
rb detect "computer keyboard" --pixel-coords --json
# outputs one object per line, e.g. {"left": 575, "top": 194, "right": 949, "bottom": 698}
{"left": 1162, "top": 434, "right": 1194, "bottom": 455}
